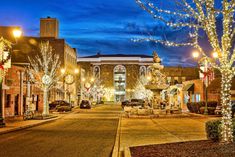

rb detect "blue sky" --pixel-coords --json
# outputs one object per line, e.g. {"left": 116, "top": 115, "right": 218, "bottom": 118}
{"left": 0, "top": 0, "right": 199, "bottom": 66}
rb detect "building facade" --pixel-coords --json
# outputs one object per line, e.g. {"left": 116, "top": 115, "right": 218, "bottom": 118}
{"left": 77, "top": 53, "right": 199, "bottom": 102}
{"left": 0, "top": 17, "right": 78, "bottom": 118}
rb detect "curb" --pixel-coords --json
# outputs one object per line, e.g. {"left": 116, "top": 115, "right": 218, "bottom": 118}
{"left": 124, "top": 147, "right": 131, "bottom": 157}
{"left": 0, "top": 116, "right": 60, "bottom": 135}
{"left": 112, "top": 115, "right": 122, "bottom": 157}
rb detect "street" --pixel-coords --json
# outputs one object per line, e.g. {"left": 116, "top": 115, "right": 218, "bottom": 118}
{"left": 0, "top": 104, "right": 121, "bottom": 157}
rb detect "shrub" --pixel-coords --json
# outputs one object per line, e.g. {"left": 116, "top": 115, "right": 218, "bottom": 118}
{"left": 207, "top": 101, "right": 218, "bottom": 108}
{"left": 187, "top": 101, "right": 217, "bottom": 114}
{"left": 199, "top": 107, "right": 216, "bottom": 115}
{"left": 206, "top": 119, "right": 235, "bottom": 142}
{"left": 57, "top": 106, "right": 71, "bottom": 112}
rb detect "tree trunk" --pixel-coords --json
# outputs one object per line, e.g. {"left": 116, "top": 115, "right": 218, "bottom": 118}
{"left": 42, "top": 87, "right": 49, "bottom": 116}
{"left": 221, "top": 70, "right": 233, "bottom": 143}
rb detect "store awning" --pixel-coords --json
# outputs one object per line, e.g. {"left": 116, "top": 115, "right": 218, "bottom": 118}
{"left": 170, "top": 88, "right": 178, "bottom": 95}
{"left": 183, "top": 83, "right": 194, "bottom": 91}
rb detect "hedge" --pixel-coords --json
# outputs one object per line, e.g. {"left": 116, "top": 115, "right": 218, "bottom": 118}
{"left": 199, "top": 107, "right": 216, "bottom": 115}
{"left": 187, "top": 101, "right": 218, "bottom": 114}
{"left": 206, "top": 119, "right": 235, "bottom": 142}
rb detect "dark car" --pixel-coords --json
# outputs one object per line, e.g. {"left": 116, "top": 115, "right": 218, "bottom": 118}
{"left": 80, "top": 100, "right": 91, "bottom": 109}
{"left": 121, "top": 100, "right": 130, "bottom": 108}
{"left": 121, "top": 99, "right": 145, "bottom": 108}
{"left": 49, "top": 100, "right": 71, "bottom": 110}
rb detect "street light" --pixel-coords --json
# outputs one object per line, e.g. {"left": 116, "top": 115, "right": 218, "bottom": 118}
{"left": 13, "top": 29, "right": 22, "bottom": 39}
{"left": 212, "top": 52, "right": 218, "bottom": 58}
{"left": 0, "top": 29, "right": 22, "bottom": 127}
{"left": 192, "top": 50, "right": 200, "bottom": 58}
{"left": 74, "top": 68, "right": 79, "bottom": 74}
{"left": 192, "top": 50, "right": 216, "bottom": 115}
{"left": 60, "top": 68, "right": 65, "bottom": 74}
{"left": 60, "top": 68, "right": 79, "bottom": 104}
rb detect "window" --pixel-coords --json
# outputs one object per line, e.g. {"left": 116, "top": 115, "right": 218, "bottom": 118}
{"left": 93, "top": 66, "right": 100, "bottom": 79}
{"left": 5, "top": 94, "right": 11, "bottom": 108}
{"left": 114, "top": 65, "right": 126, "bottom": 102}
{"left": 191, "top": 94, "right": 200, "bottom": 102}
{"left": 139, "top": 66, "right": 146, "bottom": 77}
{"left": 195, "top": 94, "right": 201, "bottom": 102}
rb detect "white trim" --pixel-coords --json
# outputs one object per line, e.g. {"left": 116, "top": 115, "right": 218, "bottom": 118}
{"left": 77, "top": 57, "right": 152, "bottom": 62}
{"left": 91, "top": 62, "right": 152, "bottom": 65}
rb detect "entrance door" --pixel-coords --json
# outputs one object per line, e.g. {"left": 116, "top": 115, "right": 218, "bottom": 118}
{"left": 36, "top": 95, "right": 39, "bottom": 111}
{"left": 14, "top": 94, "right": 19, "bottom": 115}
{"left": 114, "top": 65, "right": 126, "bottom": 102}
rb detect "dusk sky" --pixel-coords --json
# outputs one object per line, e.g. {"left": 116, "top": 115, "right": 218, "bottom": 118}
{"left": 0, "top": 0, "right": 200, "bottom": 66}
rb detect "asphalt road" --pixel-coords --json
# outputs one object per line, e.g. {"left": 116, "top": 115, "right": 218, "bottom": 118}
{"left": 0, "top": 104, "right": 121, "bottom": 157}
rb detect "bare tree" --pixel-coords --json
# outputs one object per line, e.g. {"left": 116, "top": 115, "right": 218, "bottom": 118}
{"left": 135, "top": 0, "right": 235, "bottom": 143}
{"left": 29, "top": 41, "right": 61, "bottom": 116}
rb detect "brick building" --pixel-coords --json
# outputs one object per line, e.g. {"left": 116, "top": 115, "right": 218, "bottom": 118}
{"left": 0, "top": 17, "right": 78, "bottom": 118}
{"left": 77, "top": 53, "right": 199, "bottom": 102}
{"left": 2, "top": 65, "right": 43, "bottom": 118}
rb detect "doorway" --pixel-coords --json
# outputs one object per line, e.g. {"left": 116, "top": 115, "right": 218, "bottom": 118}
{"left": 14, "top": 94, "right": 19, "bottom": 115}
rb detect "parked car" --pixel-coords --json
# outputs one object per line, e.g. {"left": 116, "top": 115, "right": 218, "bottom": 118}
{"left": 121, "top": 100, "right": 130, "bottom": 108}
{"left": 214, "top": 101, "right": 235, "bottom": 118}
{"left": 80, "top": 100, "right": 91, "bottom": 109}
{"left": 121, "top": 99, "right": 145, "bottom": 108}
{"left": 49, "top": 100, "right": 72, "bottom": 110}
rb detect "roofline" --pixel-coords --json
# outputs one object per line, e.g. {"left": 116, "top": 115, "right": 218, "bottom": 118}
{"left": 77, "top": 56, "right": 153, "bottom": 62}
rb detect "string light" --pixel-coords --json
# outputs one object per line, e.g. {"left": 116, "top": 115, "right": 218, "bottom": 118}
{"left": 135, "top": 0, "right": 235, "bottom": 143}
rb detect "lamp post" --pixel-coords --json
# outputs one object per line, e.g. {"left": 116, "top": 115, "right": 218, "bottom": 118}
{"left": 60, "top": 68, "right": 79, "bottom": 105}
{"left": 0, "top": 29, "right": 22, "bottom": 127}
{"left": 192, "top": 50, "right": 217, "bottom": 115}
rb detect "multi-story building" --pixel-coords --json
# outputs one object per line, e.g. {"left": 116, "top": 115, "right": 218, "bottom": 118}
{"left": 77, "top": 53, "right": 199, "bottom": 102}
{"left": 0, "top": 17, "right": 78, "bottom": 117}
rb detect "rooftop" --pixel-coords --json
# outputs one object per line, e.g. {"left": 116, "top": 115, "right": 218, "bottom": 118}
{"left": 79, "top": 53, "right": 153, "bottom": 58}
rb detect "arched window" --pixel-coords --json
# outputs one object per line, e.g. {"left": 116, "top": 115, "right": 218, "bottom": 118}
{"left": 114, "top": 65, "right": 126, "bottom": 102}
{"left": 139, "top": 66, "right": 146, "bottom": 77}
{"left": 93, "top": 66, "right": 100, "bottom": 79}
{"left": 147, "top": 66, "right": 152, "bottom": 76}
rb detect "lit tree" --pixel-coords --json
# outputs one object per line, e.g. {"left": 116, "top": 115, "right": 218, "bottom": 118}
{"left": 135, "top": 0, "right": 235, "bottom": 143}
{"left": 103, "top": 88, "right": 114, "bottom": 101}
{"left": 90, "top": 80, "right": 105, "bottom": 103}
{"left": 29, "top": 41, "right": 61, "bottom": 116}
{"left": 133, "top": 76, "right": 153, "bottom": 100}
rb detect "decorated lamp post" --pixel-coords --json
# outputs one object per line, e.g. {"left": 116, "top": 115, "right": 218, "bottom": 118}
{"left": 60, "top": 68, "right": 79, "bottom": 104}
{"left": 0, "top": 29, "right": 22, "bottom": 126}
{"left": 192, "top": 51, "right": 216, "bottom": 115}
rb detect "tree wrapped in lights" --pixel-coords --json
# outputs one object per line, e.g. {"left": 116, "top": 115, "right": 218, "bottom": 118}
{"left": 29, "top": 42, "right": 61, "bottom": 116}
{"left": 135, "top": 0, "right": 235, "bottom": 143}
{"left": 133, "top": 76, "right": 153, "bottom": 100}
{"left": 103, "top": 88, "right": 114, "bottom": 101}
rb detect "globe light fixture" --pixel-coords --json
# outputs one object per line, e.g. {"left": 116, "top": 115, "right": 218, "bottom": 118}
{"left": 13, "top": 29, "right": 22, "bottom": 38}
{"left": 212, "top": 52, "right": 218, "bottom": 58}
{"left": 192, "top": 51, "right": 199, "bottom": 58}
{"left": 60, "top": 68, "right": 65, "bottom": 74}
{"left": 74, "top": 68, "right": 79, "bottom": 74}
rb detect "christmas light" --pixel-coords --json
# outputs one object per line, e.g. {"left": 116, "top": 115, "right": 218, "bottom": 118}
{"left": 135, "top": 0, "right": 235, "bottom": 143}
{"left": 29, "top": 42, "right": 61, "bottom": 116}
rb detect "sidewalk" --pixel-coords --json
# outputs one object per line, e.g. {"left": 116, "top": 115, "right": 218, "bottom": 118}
{"left": 0, "top": 114, "right": 61, "bottom": 135}
{"left": 119, "top": 116, "right": 219, "bottom": 156}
